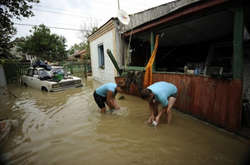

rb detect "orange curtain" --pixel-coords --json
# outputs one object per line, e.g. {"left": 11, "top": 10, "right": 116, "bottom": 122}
{"left": 143, "top": 34, "right": 159, "bottom": 88}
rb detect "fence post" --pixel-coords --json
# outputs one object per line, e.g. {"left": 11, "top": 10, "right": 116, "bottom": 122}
{"left": 84, "top": 63, "right": 87, "bottom": 79}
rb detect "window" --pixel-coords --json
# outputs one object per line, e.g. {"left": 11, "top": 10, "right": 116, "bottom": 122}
{"left": 98, "top": 44, "right": 105, "bottom": 69}
{"left": 27, "top": 69, "right": 33, "bottom": 77}
{"left": 39, "top": 69, "right": 50, "bottom": 79}
{"left": 34, "top": 69, "right": 38, "bottom": 75}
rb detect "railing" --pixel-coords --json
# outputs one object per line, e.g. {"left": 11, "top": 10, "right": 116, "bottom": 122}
{"left": 62, "top": 61, "right": 91, "bottom": 79}
{"left": 2, "top": 61, "right": 91, "bottom": 84}
{"left": 2, "top": 61, "right": 31, "bottom": 84}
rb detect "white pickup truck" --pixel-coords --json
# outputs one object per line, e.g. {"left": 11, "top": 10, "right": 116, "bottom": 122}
{"left": 22, "top": 66, "right": 83, "bottom": 92}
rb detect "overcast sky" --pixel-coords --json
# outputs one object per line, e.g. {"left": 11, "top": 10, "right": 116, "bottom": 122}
{"left": 14, "top": 0, "right": 174, "bottom": 49}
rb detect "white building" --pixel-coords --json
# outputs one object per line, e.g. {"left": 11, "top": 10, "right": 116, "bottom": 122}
{"left": 88, "top": 18, "right": 125, "bottom": 83}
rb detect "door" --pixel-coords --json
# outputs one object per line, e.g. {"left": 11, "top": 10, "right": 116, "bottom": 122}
{"left": 32, "top": 69, "right": 42, "bottom": 90}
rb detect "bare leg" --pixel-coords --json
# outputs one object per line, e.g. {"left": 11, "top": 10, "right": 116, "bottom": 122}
{"left": 155, "top": 107, "right": 165, "bottom": 124}
{"left": 152, "top": 103, "right": 159, "bottom": 122}
{"left": 165, "top": 97, "right": 176, "bottom": 124}
{"left": 100, "top": 107, "right": 106, "bottom": 113}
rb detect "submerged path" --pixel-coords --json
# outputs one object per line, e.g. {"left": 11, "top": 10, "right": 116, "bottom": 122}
{"left": 0, "top": 78, "right": 249, "bottom": 165}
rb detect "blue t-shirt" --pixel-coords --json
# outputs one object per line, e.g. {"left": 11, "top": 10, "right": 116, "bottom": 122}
{"left": 96, "top": 83, "right": 117, "bottom": 97}
{"left": 147, "top": 81, "right": 177, "bottom": 107}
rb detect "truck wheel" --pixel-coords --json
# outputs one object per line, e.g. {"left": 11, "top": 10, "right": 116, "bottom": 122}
{"left": 23, "top": 83, "right": 28, "bottom": 87}
{"left": 41, "top": 87, "right": 48, "bottom": 92}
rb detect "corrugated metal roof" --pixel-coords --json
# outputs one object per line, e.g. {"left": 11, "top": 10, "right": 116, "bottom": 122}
{"left": 120, "top": 0, "right": 202, "bottom": 33}
{"left": 88, "top": 0, "right": 202, "bottom": 40}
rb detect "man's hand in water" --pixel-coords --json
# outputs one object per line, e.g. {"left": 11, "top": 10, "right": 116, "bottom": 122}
{"left": 147, "top": 115, "right": 154, "bottom": 124}
{"left": 107, "top": 99, "right": 120, "bottom": 110}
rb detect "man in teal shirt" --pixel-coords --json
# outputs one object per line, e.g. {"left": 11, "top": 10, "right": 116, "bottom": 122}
{"left": 141, "top": 81, "right": 178, "bottom": 126}
{"left": 93, "top": 82, "right": 123, "bottom": 113}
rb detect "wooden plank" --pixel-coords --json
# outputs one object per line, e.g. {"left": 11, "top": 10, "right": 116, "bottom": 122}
{"left": 213, "top": 80, "right": 229, "bottom": 127}
{"left": 115, "top": 73, "right": 243, "bottom": 132}
{"left": 226, "top": 80, "right": 242, "bottom": 131}
{"left": 197, "top": 77, "right": 216, "bottom": 121}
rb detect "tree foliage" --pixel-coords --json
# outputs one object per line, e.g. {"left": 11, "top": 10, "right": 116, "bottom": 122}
{"left": 16, "top": 24, "right": 68, "bottom": 62}
{"left": 69, "top": 27, "right": 98, "bottom": 59}
{"left": 68, "top": 42, "right": 86, "bottom": 56}
{"left": 0, "top": 0, "right": 39, "bottom": 58}
{"left": 84, "top": 27, "right": 98, "bottom": 59}
{"left": 85, "top": 27, "right": 98, "bottom": 39}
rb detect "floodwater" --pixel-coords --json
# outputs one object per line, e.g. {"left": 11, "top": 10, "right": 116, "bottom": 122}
{"left": 0, "top": 78, "right": 249, "bottom": 165}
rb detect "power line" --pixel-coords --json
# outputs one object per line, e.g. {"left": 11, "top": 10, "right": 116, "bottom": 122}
{"left": 33, "top": 5, "right": 94, "bottom": 19}
{"left": 32, "top": 4, "right": 104, "bottom": 23}
{"left": 14, "top": 23, "right": 91, "bottom": 32}
{"left": 31, "top": 8, "right": 103, "bottom": 27}
{"left": 33, "top": 4, "right": 80, "bottom": 13}
{"left": 13, "top": 18, "right": 91, "bottom": 30}
{"left": 32, "top": 8, "right": 94, "bottom": 20}
{"left": 31, "top": 2, "right": 160, "bottom": 25}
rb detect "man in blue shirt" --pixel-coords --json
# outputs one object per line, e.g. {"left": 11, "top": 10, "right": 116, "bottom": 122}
{"left": 141, "top": 81, "right": 178, "bottom": 126}
{"left": 93, "top": 82, "right": 123, "bottom": 113}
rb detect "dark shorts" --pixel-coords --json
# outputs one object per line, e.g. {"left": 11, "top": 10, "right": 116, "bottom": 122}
{"left": 168, "top": 92, "right": 178, "bottom": 99}
{"left": 93, "top": 91, "right": 106, "bottom": 109}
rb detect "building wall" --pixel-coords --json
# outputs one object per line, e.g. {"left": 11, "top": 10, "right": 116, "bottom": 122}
{"left": 114, "top": 21, "right": 123, "bottom": 68}
{"left": 90, "top": 30, "right": 117, "bottom": 83}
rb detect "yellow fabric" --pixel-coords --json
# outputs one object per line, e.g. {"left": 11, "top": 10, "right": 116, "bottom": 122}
{"left": 143, "top": 34, "right": 159, "bottom": 88}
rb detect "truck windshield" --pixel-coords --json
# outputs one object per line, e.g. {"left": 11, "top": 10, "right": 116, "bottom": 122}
{"left": 51, "top": 68, "right": 65, "bottom": 75}
{"left": 38, "top": 69, "right": 51, "bottom": 79}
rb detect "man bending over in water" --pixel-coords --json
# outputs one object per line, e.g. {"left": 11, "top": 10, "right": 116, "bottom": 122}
{"left": 93, "top": 82, "right": 123, "bottom": 113}
{"left": 141, "top": 81, "right": 178, "bottom": 126}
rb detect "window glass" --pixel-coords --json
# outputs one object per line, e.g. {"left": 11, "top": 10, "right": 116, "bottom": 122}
{"left": 38, "top": 69, "right": 51, "bottom": 78}
{"left": 27, "top": 69, "right": 33, "bottom": 76}
{"left": 98, "top": 44, "right": 105, "bottom": 68}
{"left": 51, "top": 68, "right": 65, "bottom": 75}
{"left": 34, "top": 69, "right": 38, "bottom": 75}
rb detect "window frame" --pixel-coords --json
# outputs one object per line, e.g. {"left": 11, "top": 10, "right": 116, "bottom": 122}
{"left": 27, "top": 69, "right": 34, "bottom": 77}
{"left": 97, "top": 44, "right": 105, "bottom": 69}
{"left": 33, "top": 69, "right": 38, "bottom": 75}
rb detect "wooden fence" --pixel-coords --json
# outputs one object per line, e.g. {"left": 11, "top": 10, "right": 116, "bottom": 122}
{"left": 115, "top": 72, "right": 243, "bottom": 132}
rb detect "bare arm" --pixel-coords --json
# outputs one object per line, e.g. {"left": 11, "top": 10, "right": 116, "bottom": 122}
{"left": 147, "top": 101, "right": 157, "bottom": 123}
{"left": 106, "top": 91, "right": 120, "bottom": 110}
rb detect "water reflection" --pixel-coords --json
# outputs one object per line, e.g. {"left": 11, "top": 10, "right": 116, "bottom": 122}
{"left": 0, "top": 78, "right": 249, "bottom": 165}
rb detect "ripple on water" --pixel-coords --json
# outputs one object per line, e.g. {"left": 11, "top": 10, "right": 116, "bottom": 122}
{"left": 0, "top": 84, "right": 249, "bottom": 165}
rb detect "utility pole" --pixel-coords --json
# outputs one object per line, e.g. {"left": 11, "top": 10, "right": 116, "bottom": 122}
{"left": 118, "top": 0, "right": 120, "bottom": 9}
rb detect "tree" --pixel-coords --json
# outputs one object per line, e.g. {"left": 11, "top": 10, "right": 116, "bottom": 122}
{"left": 85, "top": 27, "right": 98, "bottom": 59}
{"left": 0, "top": 0, "right": 39, "bottom": 58}
{"left": 68, "top": 42, "right": 86, "bottom": 56}
{"left": 16, "top": 24, "right": 68, "bottom": 62}
{"left": 68, "top": 26, "right": 97, "bottom": 60}
{"left": 76, "top": 27, "right": 98, "bottom": 58}
{"left": 84, "top": 27, "right": 98, "bottom": 39}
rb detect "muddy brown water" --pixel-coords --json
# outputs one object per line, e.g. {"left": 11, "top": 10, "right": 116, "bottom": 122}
{"left": 0, "top": 78, "right": 249, "bottom": 165}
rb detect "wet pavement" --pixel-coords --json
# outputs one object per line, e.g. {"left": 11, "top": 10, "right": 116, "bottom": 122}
{"left": 0, "top": 77, "right": 249, "bottom": 165}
